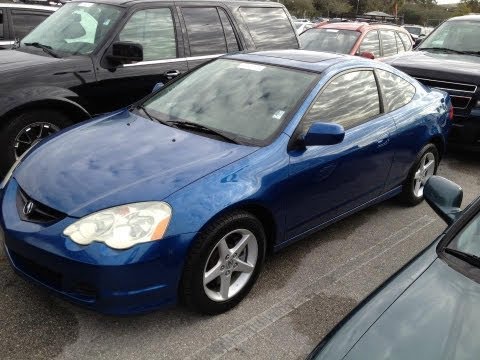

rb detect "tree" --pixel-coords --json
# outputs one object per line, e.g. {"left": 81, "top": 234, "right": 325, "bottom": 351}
{"left": 314, "top": 0, "right": 353, "bottom": 16}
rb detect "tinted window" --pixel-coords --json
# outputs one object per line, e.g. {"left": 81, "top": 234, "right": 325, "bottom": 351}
{"left": 359, "top": 31, "right": 380, "bottom": 58}
{"left": 12, "top": 11, "right": 49, "bottom": 39}
{"left": 144, "top": 59, "right": 316, "bottom": 144}
{"left": 377, "top": 69, "right": 416, "bottom": 112}
{"left": 182, "top": 7, "right": 227, "bottom": 56}
{"left": 0, "top": 10, "right": 3, "bottom": 39}
{"left": 218, "top": 8, "right": 239, "bottom": 52}
{"left": 239, "top": 7, "right": 298, "bottom": 49}
{"left": 398, "top": 32, "right": 412, "bottom": 51}
{"left": 448, "top": 210, "right": 480, "bottom": 259}
{"left": 119, "top": 8, "right": 176, "bottom": 61}
{"left": 300, "top": 29, "right": 360, "bottom": 54}
{"left": 380, "top": 30, "right": 397, "bottom": 57}
{"left": 395, "top": 32, "right": 406, "bottom": 53}
{"left": 304, "top": 70, "right": 380, "bottom": 131}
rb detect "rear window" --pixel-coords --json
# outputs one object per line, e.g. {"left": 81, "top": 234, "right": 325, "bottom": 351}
{"left": 239, "top": 7, "right": 298, "bottom": 49}
{"left": 300, "top": 28, "right": 360, "bottom": 54}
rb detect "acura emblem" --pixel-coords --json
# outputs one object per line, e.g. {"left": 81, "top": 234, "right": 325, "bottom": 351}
{"left": 23, "top": 201, "right": 34, "bottom": 215}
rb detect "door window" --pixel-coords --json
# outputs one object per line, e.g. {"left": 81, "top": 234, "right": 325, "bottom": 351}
{"left": 377, "top": 69, "right": 416, "bottom": 112}
{"left": 239, "top": 7, "right": 298, "bottom": 49}
{"left": 398, "top": 32, "right": 412, "bottom": 51}
{"left": 359, "top": 31, "right": 380, "bottom": 58}
{"left": 395, "top": 32, "right": 406, "bottom": 53}
{"left": 0, "top": 10, "right": 4, "bottom": 39}
{"left": 182, "top": 7, "right": 227, "bottom": 56}
{"left": 304, "top": 70, "right": 380, "bottom": 131}
{"left": 380, "top": 30, "right": 397, "bottom": 57}
{"left": 119, "top": 8, "right": 176, "bottom": 61}
{"left": 218, "top": 8, "right": 239, "bottom": 52}
{"left": 12, "top": 10, "right": 49, "bottom": 39}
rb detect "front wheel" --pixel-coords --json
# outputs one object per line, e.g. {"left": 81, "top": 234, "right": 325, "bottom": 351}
{"left": 400, "top": 143, "right": 439, "bottom": 206}
{"left": 180, "top": 211, "right": 266, "bottom": 315}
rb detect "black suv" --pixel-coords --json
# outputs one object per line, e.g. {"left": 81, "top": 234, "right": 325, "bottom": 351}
{"left": 0, "top": 0, "right": 299, "bottom": 174}
{"left": 384, "top": 15, "right": 480, "bottom": 151}
{"left": 0, "top": 2, "right": 56, "bottom": 49}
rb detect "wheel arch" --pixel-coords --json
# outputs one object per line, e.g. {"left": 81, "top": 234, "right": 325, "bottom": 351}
{"left": 429, "top": 135, "right": 445, "bottom": 160}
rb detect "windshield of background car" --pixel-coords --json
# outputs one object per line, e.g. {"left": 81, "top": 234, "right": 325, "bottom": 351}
{"left": 419, "top": 20, "right": 480, "bottom": 53}
{"left": 448, "top": 210, "right": 480, "bottom": 259}
{"left": 404, "top": 26, "right": 421, "bottom": 35}
{"left": 300, "top": 28, "right": 360, "bottom": 54}
{"left": 21, "top": 2, "right": 122, "bottom": 56}
{"left": 143, "top": 59, "right": 317, "bottom": 145}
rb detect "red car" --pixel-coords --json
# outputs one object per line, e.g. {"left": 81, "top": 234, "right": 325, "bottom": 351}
{"left": 300, "top": 22, "right": 413, "bottom": 59}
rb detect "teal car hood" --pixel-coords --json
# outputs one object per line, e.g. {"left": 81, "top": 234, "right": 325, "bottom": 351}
{"left": 343, "top": 258, "right": 480, "bottom": 360}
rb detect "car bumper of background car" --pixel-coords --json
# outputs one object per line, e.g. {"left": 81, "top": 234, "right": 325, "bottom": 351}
{"left": 0, "top": 180, "right": 196, "bottom": 315}
{"left": 448, "top": 111, "right": 480, "bottom": 151}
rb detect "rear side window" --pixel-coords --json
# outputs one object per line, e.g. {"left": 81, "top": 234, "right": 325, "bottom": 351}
{"left": 182, "top": 7, "right": 227, "bottom": 56}
{"left": 359, "top": 31, "right": 380, "bottom": 58}
{"left": 395, "top": 32, "right": 406, "bottom": 53}
{"left": 218, "top": 8, "right": 239, "bottom": 52}
{"left": 0, "top": 10, "right": 4, "bottom": 39}
{"left": 380, "top": 30, "right": 397, "bottom": 57}
{"left": 377, "top": 69, "right": 416, "bottom": 112}
{"left": 239, "top": 7, "right": 297, "bottom": 49}
{"left": 304, "top": 70, "right": 380, "bottom": 131}
{"left": 12, "top": 10, "right": 49, "bottom": 39}
{"left": 398, "top": 32, "right": 412, "bottom": 51}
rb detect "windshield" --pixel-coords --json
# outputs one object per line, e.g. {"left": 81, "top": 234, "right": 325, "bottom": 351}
{"left": 419, "top": 20, "right": 480, "bottom": 53}
{"left": 404, "top": 26, "right": 421, "bottom": 36}
{"left": 143, "top": 59, "right": 317, "bottom": 145}
{"left": 300, "top": 29, "right": 360, "bottom": 54}
{"left": 21, "top": 2, "right": 122, "bottom": 56}
{"left": 448, "top": 210, "right": 480, "bottom": 259}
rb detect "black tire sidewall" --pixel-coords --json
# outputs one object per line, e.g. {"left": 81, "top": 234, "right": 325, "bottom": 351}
{"left": 181, "top": 212, "right": 266, "bottom": 315}
{"left": 0, "top": 109, "right": 72, "bottom": 175}
{"left": 402, "top": 144, "right": 439, "bottom": 206}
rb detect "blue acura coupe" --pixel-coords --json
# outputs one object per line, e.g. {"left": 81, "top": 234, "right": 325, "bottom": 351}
{"left": 0, "top": 50, "right": 451, "bottom": 315}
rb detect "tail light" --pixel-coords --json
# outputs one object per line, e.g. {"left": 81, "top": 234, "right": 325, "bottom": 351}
{"left": 448, "top": 105, "right": 454, "bottom": 121}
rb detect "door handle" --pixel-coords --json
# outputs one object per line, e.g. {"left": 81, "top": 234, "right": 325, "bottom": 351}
{"left": 377, "top": 137, "right": 390, "bottom": 147}
{"left": 164, "top": 70, "right": 180, "bottom": 78}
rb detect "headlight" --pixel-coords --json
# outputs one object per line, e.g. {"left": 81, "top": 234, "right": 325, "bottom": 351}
{"left": 63, "top": 202, "right": 172, "bottom": 250}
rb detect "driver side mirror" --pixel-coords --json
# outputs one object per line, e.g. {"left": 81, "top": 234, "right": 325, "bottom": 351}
{"left": 359, "top": 51, "right": 375, "bottom": 60}
{"left": 424, "top": 176, "right": 463, "bottom": 225}
{"left": 304, "top": 122, "right": 345, "bottom": 146}
{"left": 107, "top": 41, "right": 143, "bottom": 64}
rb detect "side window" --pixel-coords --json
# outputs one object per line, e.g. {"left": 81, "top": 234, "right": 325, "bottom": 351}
{"left": 0, "top": 10, "right": 4, "bottom": 40}
{"left": 218, "top": 8, "right": 240, "bottom": 52}
{"left": 11, "top": 11, "right": 49, "bottom": 39}
{"left": 239, "top": 7, "right": 298, "bottom": 49}
{"left": 304, "top": 70, "right": 380, "bottom": 131}
{"left": 182, "top": 7, "right": 227, "bottom": 56}
{"left": 377, "top": 69, "right": 416, "bottom": 112}
{"left": 395, "top": 32, "right": 406, "bottom": 53}
{"left": 119, "top": 8, "right": 176, "bottom": 61}
{"left": 380, "top": 30, "right": 397, "bottom": 57}
{"left": 398, "top": 32, "right": 412, "bottom": 51}
{"left": 359, "top": 31, "right": 380, "bottom": 58}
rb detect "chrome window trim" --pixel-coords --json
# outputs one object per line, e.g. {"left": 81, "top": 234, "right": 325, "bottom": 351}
{"left": 1, "top": 4, "right": 58, "bottom": 11}
{"left": 122, "top": 54, "right": 224, "bottom": 67}
{"left": 415, "top": 77, "right": 477, "bottom": 93}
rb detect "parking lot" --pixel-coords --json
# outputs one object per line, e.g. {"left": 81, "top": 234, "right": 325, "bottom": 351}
{"left": 1, "top": 150, "right": 478, "bottom": 360}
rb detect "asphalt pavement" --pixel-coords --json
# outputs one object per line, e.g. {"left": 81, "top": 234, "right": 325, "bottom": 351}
{"left": 1, "top": 151, "right": 479, "bottom": 360}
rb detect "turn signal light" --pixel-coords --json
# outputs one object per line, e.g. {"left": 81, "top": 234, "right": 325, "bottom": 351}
{"left": 449, "top": 105, "right": 454, "bottom": 121}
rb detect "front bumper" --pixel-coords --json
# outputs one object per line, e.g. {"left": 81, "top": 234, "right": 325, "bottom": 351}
{"left": 0, "top": 180, "right": 196, "bottom": 315}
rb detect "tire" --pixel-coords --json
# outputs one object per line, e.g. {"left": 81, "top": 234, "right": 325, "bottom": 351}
{"left": 0, "top": 109, "right": 72, "bottom": 176}
{"left": 180, "top": 211, "right": 266, "bottom": 315}
{"left": 400, "top": 143, "right": 439, "bottom": 206}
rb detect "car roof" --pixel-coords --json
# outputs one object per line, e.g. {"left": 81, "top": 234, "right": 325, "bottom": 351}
{"left": 318, "top": 21, "right": 404, "bottom": 32}
{"left": 70, "top": 0, "right": 278, "bottom": 7}
{"left": 448, "top": 14, "right": 480, "bottom": 21}
{"left": 0, "top": 3, "right": 58, "bottom": 11}
{"left": 225, "top": 50, "right": 365, "bottom": 73}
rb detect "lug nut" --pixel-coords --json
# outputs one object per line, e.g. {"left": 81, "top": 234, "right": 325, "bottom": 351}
{"left": 233, "top": 263, "right": 238, "bottom": 267}
{"left": 226, "top": 270, "right": 231, "bottom": 275}
{"left": 221, "top": 265, "right": 225, "bottom": 270}
{"left": 225, "top": 255, "right": 230, "bottom": 260}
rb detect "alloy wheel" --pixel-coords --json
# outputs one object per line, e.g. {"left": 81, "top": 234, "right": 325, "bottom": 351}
{"left": 14, "top": 122, "right": 60, "bottom": 159}
{"left": 413, "top": 152, "right": 436, "bottom": 198}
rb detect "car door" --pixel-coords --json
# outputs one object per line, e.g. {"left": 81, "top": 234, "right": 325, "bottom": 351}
{"left": 94, "top": 4, "right": 189, "bottom": 114}
{"left": 178, "top": 6, "right": 240, "bottom": 70}
{"left": 286, "top": 69, "right": 396, "bottom": 239}
{"left": 0, "top": 8, "right": 13, "bottom": 49}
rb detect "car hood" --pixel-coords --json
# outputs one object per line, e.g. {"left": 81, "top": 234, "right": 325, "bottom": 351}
{"left": 0, "top": 49, "right": 60, "bottom": 73}
{"left": 344, "top": 257, "right": 480, "bottom": 359}
{"left": 384, "top": 51, "right": 480, "bottom": 83}
{"left": 14, "top": 110, "right": 258, "bottom": 217}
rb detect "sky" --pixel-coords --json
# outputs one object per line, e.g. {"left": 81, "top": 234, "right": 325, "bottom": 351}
{"left": 435, "top": 0, "right": 460, "bottom": 4}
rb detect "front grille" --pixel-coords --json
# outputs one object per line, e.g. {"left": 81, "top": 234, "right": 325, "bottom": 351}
{"left": 16, "top": 187, "right": 66, "bottom": 224}
{"left": 415, "top": 77, "right": 477, "bottom": 93}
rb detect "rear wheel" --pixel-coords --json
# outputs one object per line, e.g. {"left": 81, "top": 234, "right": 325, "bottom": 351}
{"left": 181, "top": 211, "right": 266, "bottom": 314}
{"left": 400, "top": 143, "right": 439, "bottom": 206}
{"left": 0, "top": 109, "right": 72, "bottom": 175}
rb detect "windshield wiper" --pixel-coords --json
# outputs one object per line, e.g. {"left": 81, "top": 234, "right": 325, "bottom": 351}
{"left": 167, "top": 120, "right": 240, "bottom": 144}
{"left": 136, "top": 105, "right": 170, "bottom": 126}
{"left": 445, "top": 247, "right": 480, "bottom": 268}
{"left": 23, "top": 42, "right": 60, "bottom": 58}
{"left": 420, "top": 47, "right": 470, "bottom": 55}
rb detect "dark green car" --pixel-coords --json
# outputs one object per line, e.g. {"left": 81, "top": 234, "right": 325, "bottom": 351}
{"left": 309, "top": 176, "right": 480, "bottom": 360}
